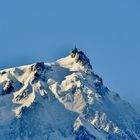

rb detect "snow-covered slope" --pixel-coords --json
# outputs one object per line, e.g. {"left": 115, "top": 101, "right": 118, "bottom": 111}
{"left": 0, "top": 48, "right": 140, "bottom": 140}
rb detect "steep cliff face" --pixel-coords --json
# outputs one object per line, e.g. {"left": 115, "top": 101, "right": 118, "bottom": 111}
{"left": 0, "top": 49, "right": 140, "bottom": 140}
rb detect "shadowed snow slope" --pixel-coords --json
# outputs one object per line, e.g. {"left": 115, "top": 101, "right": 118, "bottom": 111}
{"left": 0, "top": 49, "right": 140, "bottom": 140}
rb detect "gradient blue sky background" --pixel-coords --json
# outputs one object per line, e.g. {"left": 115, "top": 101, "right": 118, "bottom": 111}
{"left": 0, "top": 0, "right": 140, "bottom": 111}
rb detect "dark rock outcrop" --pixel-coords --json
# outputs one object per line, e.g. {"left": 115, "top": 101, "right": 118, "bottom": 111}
{"left": 70, "top": 48, "right": 92, "bottom": 69}
{"left": 31, "top": 62, "right": 45, "bottom": 72}
{"left": 2, "top": 80, "right": 14, "bottom": 95}
{"left": 31, "top": 62, "right": 46, "bottom": 82}
{"left": 1, "top": 71, "right": 6, "bottom": 75}
{"left": 93, "top": 74, "right": 109, "bottom": 96}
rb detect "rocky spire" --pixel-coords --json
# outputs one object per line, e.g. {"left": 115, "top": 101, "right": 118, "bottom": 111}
{"left": 70, "top": 48, "right": 92, "bottom": 69}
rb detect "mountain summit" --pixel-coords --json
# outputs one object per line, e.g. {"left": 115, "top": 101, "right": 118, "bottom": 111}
{"left": 0, "top": 49, "right": 140, "bottom": 140}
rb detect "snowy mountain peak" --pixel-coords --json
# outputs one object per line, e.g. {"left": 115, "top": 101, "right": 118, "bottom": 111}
{"left": 0, "top": 51, "right": 140, "bottom": 140}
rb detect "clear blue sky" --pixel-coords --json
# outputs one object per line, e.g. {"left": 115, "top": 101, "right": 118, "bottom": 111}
{"left": 0, "top": 0, "right": 140, "bottom": 111}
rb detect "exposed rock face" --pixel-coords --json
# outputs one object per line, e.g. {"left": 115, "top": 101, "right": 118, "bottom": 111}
{"left": 70, "top": 48, "right": 92, "bottom": 69}
{"left": 1, "top": 71, "right": 6, "bottom": 75}
{"left": 2, "top": 79, "right": 14, "bottom": 95}
{"left": 31, "top": 62, "right": 46, "bottom": 81}
{"left": 31, "top": 62, "right": 45, "bottom": 73}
